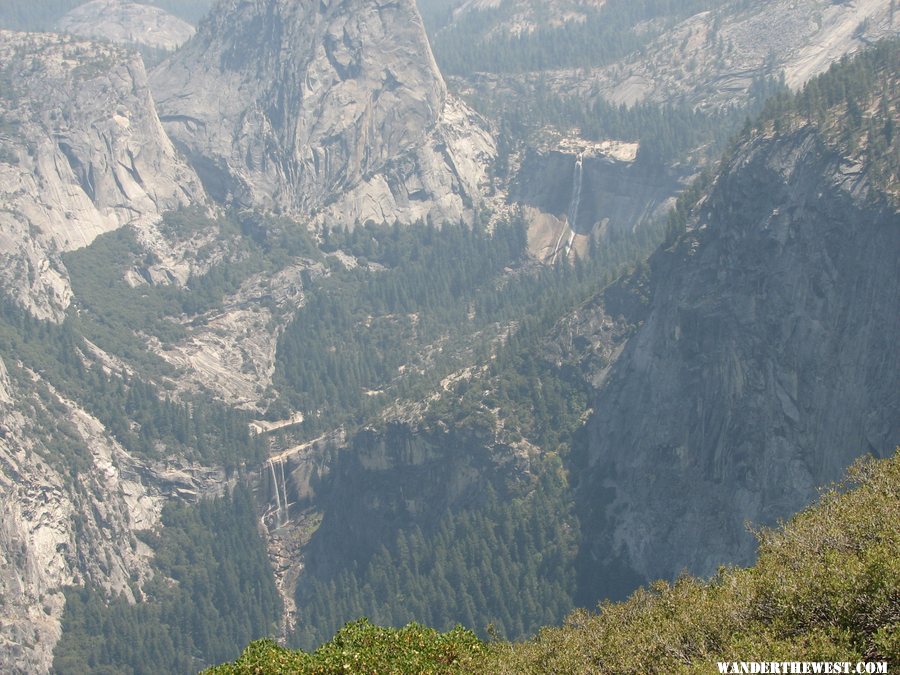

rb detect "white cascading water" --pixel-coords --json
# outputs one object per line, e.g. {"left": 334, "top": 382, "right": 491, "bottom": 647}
{"left": 279, "top": 458, "right": 289, "bottom": 525}
{"left": 568, "top": 153, "right": 584, "bottom": 230}
{"left": 552, "top": 153, "right": 584, "bottom": 263}
{"left": 269, "top": 459, "right": 283, "bottom": 527}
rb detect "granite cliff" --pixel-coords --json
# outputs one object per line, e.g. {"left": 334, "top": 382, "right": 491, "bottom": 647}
{"left": 576, "top": 83, "right": 900, "bottom": 601}
{"left": 0, "top": 31, "right": 205, "bottom": 320}
{"left": 447, "top": 0, "right": 899, "bottom": 109}
{"left": 150, "top": 0, "right": 496, "bottom": 227}
{"left": 0, "top": 3, "right": 897, "bottom": 671}
{"left": 0, "top": 349, "right": 229, "bottom": 674}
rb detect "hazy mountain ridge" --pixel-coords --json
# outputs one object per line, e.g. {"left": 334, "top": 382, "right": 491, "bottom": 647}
{"left": 0, "top": 0, "right": 215, "bottom": 32}
{"left": 0, "top": 2, "right": 896, "bottom": 672}
{"left": 445, "top": 0, "right": 898, "bottom": 109}
{"left": 440, "top": 0, "right": 897, "bottom": 288}
{"left": 56, "top": 0, "right": 196, "bottom": 52}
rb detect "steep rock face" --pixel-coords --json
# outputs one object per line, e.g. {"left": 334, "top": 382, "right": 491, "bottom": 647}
{"left": 578, "top": 128, "right": 900, "bottom": 601}
{"left": 0, "top": 354, "right": 230, "bottom": 674}
{"left": 591, "top": 0, "right": 897, "bottom": 107}
{"left": 56, "top": 0, "right": 196, "bottom": 51}
{"left": 0, "top": 32, "right": 205, "bottom": 320}
{"left": 154, "top": 259, "right": 326, "bottom": 410}
{"left": 150, "top": 0, "right": 495, "bottom": 226}
{"left": 512, "top": 143, "right": 683, "bottom": 261}
{"left": 272, "top": 422, "right": 530, "bottom": 572}
{"left": 253, "top": 420, "right": 532, "bottom": 629}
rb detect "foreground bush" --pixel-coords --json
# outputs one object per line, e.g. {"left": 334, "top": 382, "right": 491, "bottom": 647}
{"left": 205, "top": 620, "right": 487, "bottom": 674}
{"left": 489, "top": 451, "right": 899, "bottom": 673}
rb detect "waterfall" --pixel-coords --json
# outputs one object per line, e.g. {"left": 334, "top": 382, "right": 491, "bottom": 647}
{"left": 279, "top": 458, "right": 289, "bottom": 525}
{"left": 269, "top": 459, "right": 283, "bottom": 526}
{"left": 552, "top": 153, "right": 584, "bottom": 263}
{"left": 567, "top": 153, "right": 584, "bottom": 231}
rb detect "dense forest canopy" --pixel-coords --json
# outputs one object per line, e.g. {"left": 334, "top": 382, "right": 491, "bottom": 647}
{"left": 53, "top": 487, "right": 281, "bottom": 674}
{"left": 431, "top": 0, "right": 721, "bottom": 75}
{"left": 210, "top": 451, "right": 900, "bottom": 673}
{"left": 273, "top": 212, "right": 660, "bottom": 437}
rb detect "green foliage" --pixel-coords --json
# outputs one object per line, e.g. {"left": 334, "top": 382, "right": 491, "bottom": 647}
{"left": 415, "top": 0, "right": 458, "bottom": 33}
{"left": 275, "top": 220, "right": 528, "bottom": 431}
{"left": 429, "top": 0, "right": 790, "bottom": 164}
{"left": 0, "top": 298, "right": 265, "bottom": 470}
{"left": 65, "top": 225, "right": 189, "bottom": 349}
{"left": 293, "top": 462, "right": 578, "bottom": 648}
{"left": 477, "top": 72, "right": 786, "bottom": 165}
{"left": 488, "top": 452, "right": 900, "bottom": 673}
{"left": 53, "top": 487, "right": 282, "bottom": 674}
{"left": 276, "top": 214, "right": 658, "bottom": 437}
{"left": 663, "top": 165, "right": 716, "bottom": 244}
{"left": 207, "top": 620, "right": 487, "bottom": 675}
{"left": 428, "top": 327, "right": 592, "bottom": 452}
{"left": 212, "top": 452, "right": 900, "bottom": 673}
{"left": 276, "top": 213, "right": 662, "bottom": 649}
{"left": 64, "top": 207, "right": 317, "bottom": 365}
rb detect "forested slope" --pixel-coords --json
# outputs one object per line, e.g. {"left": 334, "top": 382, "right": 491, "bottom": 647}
{"left": 209, "top": 450, "right": 900, "bottom": 673}
{"left": 575, "top": 38, "right": 900, "bottom": 603}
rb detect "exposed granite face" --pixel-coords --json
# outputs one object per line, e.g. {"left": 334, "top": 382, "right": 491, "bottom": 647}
{"left": 150, "top": 0, "right": 495, "bottom": 227}
{"left": 0, "top": 31, "right": 205, "bottom": 320}
{"left": 577, "top": 127, "right": 900, "bottom": 600}
{"left": 587, "top": 0, "right": 898, "bottom": 106}
{"left": 449, "top": 0, "right": 609, "bottom": 39}
{"left": 451, "top": 0, "right": 899, "bottom": 116}
{"left": 0, "top": 353, "right": 235, "bottom": 674}
{"left": 56, "top": 0, "right": 196, "bottom": 51}
{"left": 512, "top": 147, "right": 686, "bottom": 262}
{"left": 153, "top": 259, "right": 328, "bottom": 410}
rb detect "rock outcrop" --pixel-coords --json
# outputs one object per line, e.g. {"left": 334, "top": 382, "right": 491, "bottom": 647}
{"left": 452, "top": 0, "right": 899, "bottom": 115}
{"left": 510, "top": 139, "right": 684, "bottom": 262}
{"left": 155, "top": 259, "right": 326, "bottom": 410}
{"left": 0, "top": 31, "right": 205, "bottom": 320}
{"left": 594, "top": 0, "right": 898, "bottom": 106}
{"left": 150, "top": 0, "right": 495, "bottom": 227}
{"left": 56, "top": 0, "right": 196, "bottom": 51}
{"left": 0, "top": 353, "right": 229, "bottom": 674}
{"left": 577, "top": 125, "right": 900, "bottom": 601}
{"left": 449, "top": 0, "right": 609, "bottom": 38}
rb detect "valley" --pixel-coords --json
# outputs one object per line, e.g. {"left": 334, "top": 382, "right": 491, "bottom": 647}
{"left": 0, "top": 0, "right": 897, "bottom": 672}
